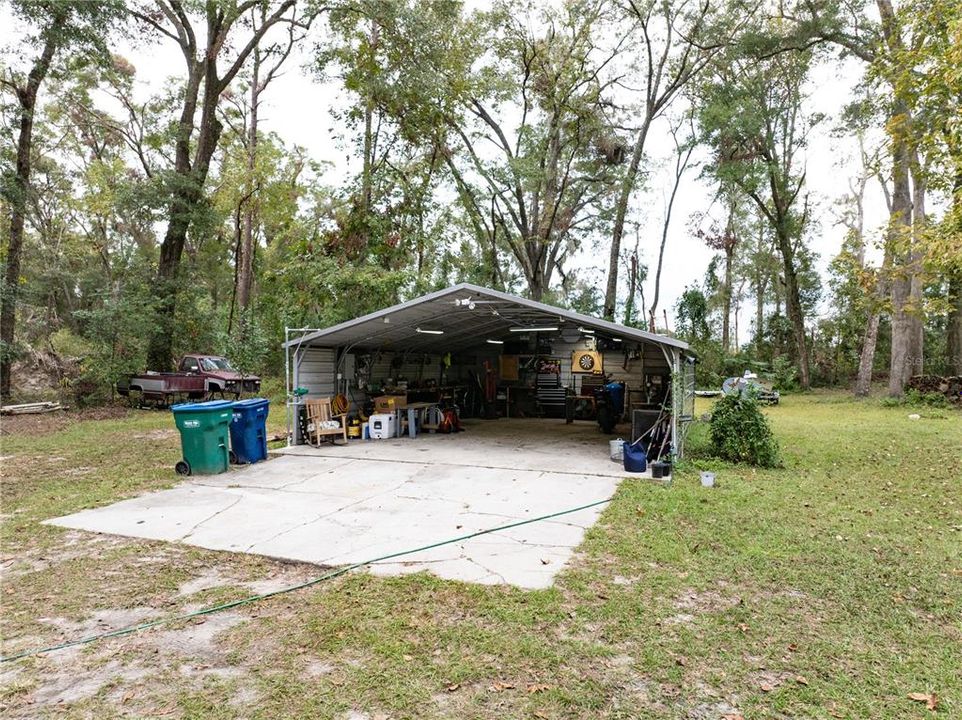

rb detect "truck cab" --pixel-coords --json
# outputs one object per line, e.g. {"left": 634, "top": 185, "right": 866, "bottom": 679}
{"left": 179, "top": 355, "right": 261, "bottom": 396}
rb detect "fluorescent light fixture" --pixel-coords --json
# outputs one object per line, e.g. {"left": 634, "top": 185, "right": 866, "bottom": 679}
{"left": 578, "top": 326, "right": 595, "bottom": 334}
{"left": 416, "top": 327, "right": 444, "bottom": 335}
{"left": 613, "top": 338, "right": 623, "bottom": 342}
{"left": 486, "top": 339, "right": 504, "bottom": 345}
{"left": 508, "top": 326, "right": 558, "bottom": 332}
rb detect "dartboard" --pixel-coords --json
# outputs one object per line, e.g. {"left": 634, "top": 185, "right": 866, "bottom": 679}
{"left": 578, "top": 353, "right": 596, "bottom": 371}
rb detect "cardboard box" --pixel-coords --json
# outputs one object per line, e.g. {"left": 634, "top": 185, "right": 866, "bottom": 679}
{"left": 374, "top": 394, "right": 406, "bottom": 413}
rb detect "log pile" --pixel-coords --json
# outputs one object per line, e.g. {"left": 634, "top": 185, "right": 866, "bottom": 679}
{"left": 907, "top": 375, "right": 962, "bottom": 403}
{"left": 1, "top": 401, "right": 64, "bottom": 415}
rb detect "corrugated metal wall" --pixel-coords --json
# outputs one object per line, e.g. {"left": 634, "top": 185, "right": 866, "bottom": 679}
{"left": 294, "top": 347, "right": 337, "bottom": 398}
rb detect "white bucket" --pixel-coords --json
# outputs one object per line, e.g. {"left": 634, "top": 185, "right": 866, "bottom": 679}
{"left": 700, "top": 471, "right": 715, "bottom": 488}
{"left": 609, "top": 438, "right": 625, "bottom": 462}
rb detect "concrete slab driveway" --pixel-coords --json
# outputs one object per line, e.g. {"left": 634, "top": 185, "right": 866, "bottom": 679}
{"left": 48, "top": 421, "right": 626, "bottom": 589}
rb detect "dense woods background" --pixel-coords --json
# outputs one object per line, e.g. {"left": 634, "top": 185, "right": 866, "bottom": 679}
{"left": 1, "top": 0, "right": 960, "bottom": 404}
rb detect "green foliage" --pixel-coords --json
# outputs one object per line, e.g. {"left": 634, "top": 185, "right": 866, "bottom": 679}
{"left": 675, "top": 286, "right": 712, "bottom": 342}
{"left": 769, "top": 355, "right": 799, "bottom": 392}
{"left": 880, "top": 389, "right": 949, "bottom": 409}
{"left": 48, "top": 328, "right": 93, "bottom": 358}
{"left": 709, "top": 391, "right": 781, "bottom": 467}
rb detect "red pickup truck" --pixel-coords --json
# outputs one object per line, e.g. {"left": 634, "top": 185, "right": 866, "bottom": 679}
{"left": 118, "top": 355, "right": 261, "bottom": 407}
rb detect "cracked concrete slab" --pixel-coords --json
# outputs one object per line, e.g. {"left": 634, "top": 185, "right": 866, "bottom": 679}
{"left": 46, "top": 419, "right": 630, "bottom": 589}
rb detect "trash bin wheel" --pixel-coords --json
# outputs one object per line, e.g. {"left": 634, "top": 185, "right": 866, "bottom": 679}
{"left": 175, "top": 460, "right": 191, "bottom": 476}
{"left": 229, "top": 450, "right": 238, "bottom": 465}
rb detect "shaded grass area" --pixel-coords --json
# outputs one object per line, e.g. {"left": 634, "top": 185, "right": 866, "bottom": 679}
{"left": 1, "top": 393, "right": 960, "bottom": 718}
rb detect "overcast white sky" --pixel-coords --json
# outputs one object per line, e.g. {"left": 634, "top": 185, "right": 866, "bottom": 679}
{"left": 2, "top": 3, "right": 890, "bottom": 339}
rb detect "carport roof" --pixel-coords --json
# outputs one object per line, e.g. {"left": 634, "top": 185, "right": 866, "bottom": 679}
{"left": 284, "top": 283, "right": 688, "bottom": 353}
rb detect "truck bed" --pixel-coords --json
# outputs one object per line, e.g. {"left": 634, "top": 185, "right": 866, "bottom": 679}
{"left": 117, "top": 373, "right": 208, "bottom": 406}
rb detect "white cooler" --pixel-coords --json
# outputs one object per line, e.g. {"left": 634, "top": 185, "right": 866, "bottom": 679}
{"left": 368, "top": 413, "right": 396, "bottom": 439}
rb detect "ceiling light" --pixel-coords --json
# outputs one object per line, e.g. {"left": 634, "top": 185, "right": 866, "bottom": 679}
{"left": 613, "top": 338, "right": 623, "bottom": 343}
{"left": 509, "top": 326, "right": 558, "bottom": 332}
{"left": 486, "top": 339, "right": 504, "bottom": 345}
{"left": 578, "top": 327, "right": 595, "bottom": 334}
{"left": 416, "top": 327, "right": 444, "bottom": 335}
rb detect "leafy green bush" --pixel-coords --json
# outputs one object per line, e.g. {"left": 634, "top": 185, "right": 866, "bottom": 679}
{"left": 709, "top": 391, "right": 781, "bottom": 467}
{"left": 880, "top": 390, "right": 949, "bottom": 409}
{"left": 770, "top": 355, "right": 799, "bottom": 392}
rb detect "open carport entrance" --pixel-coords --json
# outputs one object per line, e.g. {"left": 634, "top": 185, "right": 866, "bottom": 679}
{"left": 283, "top": 283, "right": 695, "bottom": 467}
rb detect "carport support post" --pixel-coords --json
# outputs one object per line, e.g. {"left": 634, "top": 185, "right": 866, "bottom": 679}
{"left": 671, "top": 349, "right": 681, "bottom": 459}
{"left": 283, "top": 328, "right": 322, "bottom": 448}
{"left": 285, "top": 327, "right": 291, "bottom": 447}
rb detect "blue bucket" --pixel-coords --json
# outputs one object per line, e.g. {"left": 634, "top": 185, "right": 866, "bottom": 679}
{"left": 623, "top": 442, "right": 647, "bottom": 473}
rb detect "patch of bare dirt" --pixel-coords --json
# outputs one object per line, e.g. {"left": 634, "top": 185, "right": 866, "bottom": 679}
{"left": 132, "top": 428, "right": 177, "bottom": 441}
{"left": 30, "top": 659, "right": 150, "bottom": 706}
{"left": 672, "top": 585, "right": 744, "bottom": 614}
{"left": 0, "top": 405, "right": 130, "bottom": 437}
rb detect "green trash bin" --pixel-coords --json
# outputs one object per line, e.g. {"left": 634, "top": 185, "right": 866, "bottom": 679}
{"left": 171, "top": 400, "right": 233, "bottom": 475}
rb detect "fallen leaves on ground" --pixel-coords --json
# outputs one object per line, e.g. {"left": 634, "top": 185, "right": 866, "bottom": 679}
{"left": 907, "top": 692, "right": 939, "bottom": 710}
{"left": 526, "top": 683, "right": 551, "bottom": 694}
{"left": 488, "top": 681, "right": 515, "bottom": 692}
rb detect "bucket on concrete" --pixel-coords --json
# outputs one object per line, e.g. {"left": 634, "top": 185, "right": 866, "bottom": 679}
{"left": 609, "top": 438, "right": 625, "bottom": 462}
{"left": 623, "top": 442, "right": 647, "bottom": 473}
{"left": 700, "top": 471, "right": 715, "bottom": 488}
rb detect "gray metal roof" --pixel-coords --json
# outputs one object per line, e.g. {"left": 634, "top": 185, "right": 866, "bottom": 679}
{"left": 283, "top": 283, "right": 688, "bottom": 353}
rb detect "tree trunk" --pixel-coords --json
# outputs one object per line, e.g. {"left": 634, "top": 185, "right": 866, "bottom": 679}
{"left": 775, "top": 227, "right": 811, "bottom": 389}
{"left": 722, "top": 244, "right": 734, "bottom": 353}
{"left": 604, "top": 118, "right": 652, "bottom": 320}
{"left": 625, "top": 251, "right": 638, "bottom": 325}
{"left": 948, "top": 271, "right": 962, "bottom": 375}
{"left": 885, "top": 105, "right": 915, "bottom": 396}
{"left": 235, "top": 46, "right": 261, "bottom": 328}
{"left": 854, "top": 312, "right": 880, "bottom": 397}
{"left": 146, "top": 63, "right": 223, "bottom": 370}
{"left": 948, "top": 170, "right": 962, "bottom": 375}
{"left": 1, "top": 13, "right": 64, "bottom": 400}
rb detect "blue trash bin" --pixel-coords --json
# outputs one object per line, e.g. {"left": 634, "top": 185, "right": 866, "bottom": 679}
{"left": 229, "top": 398, "right": 270, "bottom": 464}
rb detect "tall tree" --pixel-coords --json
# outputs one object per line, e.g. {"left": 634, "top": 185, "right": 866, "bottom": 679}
{"left": 767, "top": 0, "right": 937, "bottom": 394}
{"left": 697, "top": 43, "right": 817, "bottom": 388}
{"left": 130, "top": 0, "right": 313, "bottom": 370}
{"left": 0, "top": 1, "right": 119, "bottom": 399}
{"left": 647, "top": 112, "right": 695, "bottom": 332}
{"left": 431, "top": 0, "right": 628, "bottom": 299}
{"left": 695, "top": 198, "right": 739, "bottom": 352}
{"left": 602, "top": 0, "right": 739, "bottom": 320}
{"left": 219, "top": 4, "right": 303, "bottom": 340}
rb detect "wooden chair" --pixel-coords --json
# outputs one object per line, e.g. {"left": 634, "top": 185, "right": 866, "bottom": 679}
{"left": 304, "top": 398, "right": 347, "bottom": 446}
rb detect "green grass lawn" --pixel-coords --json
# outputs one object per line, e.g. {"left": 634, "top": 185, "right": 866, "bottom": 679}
{"left": 1, "top": 392, "right": 960, "bottom": 718}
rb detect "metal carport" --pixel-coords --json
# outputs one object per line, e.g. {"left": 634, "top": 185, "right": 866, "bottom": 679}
{"left": 282, "top": 283, "right": 694, "bottom": 456}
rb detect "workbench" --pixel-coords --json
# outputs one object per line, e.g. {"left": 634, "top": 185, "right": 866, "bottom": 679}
{"left": 393, "top": 401, "right": 437, "bottom": 438}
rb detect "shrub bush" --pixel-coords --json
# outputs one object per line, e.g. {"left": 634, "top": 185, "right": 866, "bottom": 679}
{"left": 709, "top": 391, "right": 781, "bottom": 467}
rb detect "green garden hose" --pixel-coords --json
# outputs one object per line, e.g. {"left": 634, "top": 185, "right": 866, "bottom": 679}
{"left": 1, "top": 497, "right": 611, "bottom": 663}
